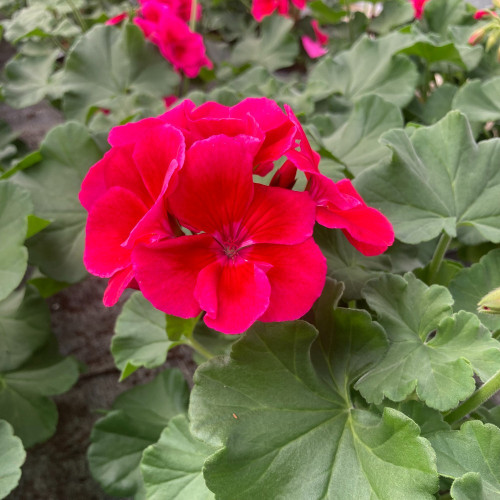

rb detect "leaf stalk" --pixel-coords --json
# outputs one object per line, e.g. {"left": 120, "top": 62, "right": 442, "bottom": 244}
{"left": 427, "top": 232, "right": 452, "bottom": 283}
{"left": 444, "top": 367, "right": 500, "bottom": 424}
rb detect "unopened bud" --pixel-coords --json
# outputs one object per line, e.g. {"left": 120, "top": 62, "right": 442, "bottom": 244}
{"left": 469, "top": 27, "right": 486, "bottom": 45}
{"left": 486, "top": 30, "right": 500, "bottom": 51}
{"left": 478, "top": 287, "right": 500, "bottom": 314}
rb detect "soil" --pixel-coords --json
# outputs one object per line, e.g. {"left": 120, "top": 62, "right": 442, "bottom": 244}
{"left": 1, "top": 40, "right": 196, "bottom": 500}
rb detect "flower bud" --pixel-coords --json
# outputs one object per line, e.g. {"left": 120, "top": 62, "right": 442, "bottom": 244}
{"left": 469, "top": 27, "right": 486, "bottom": 45}
{"left": 477, "top": 287, "right": 500, "bottom": 314}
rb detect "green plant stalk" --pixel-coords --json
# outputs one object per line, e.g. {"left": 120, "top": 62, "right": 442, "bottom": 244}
{"left": 185, "top": 336, "right": 216, "bottom": 360}
{"left": 190, "top": 0, "right": 198, "bottom": 31}
{"left": 444, "top": 368, "right": 500, "bottom": 424}
{"left": 427, "top": 232, "right": 452, "bottom": 283}
{"left": 66, "top": 0, "right": 87, "bottom": 31}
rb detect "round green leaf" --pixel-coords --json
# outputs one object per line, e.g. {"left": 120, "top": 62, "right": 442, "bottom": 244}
{"left": 62, "top": 24, "right": 179, "bottom": 122}
{"left": 111, "top": 292, "right": 184, "bottom": 380}
{"left": 429, "top": 421, "right": 500, "bottom": 498}
{"left": 88, "top": 369, "right": 189, "bottom": 497}
{"left": 357, "top": 273, "right": 500, "bottom": 411}
{"left": 2, "top": 51, "right": 60, "bottom": 108}
{"left": 355, "top": 111, "right": 500, "bottom": 245}
{"left": 321, "top": 94, "right": 403, "bottom": 176}
{"left": 0, "top": 181, "right": 32, "bottom": 301}
{"left": 0, "top": 338, "right": 79, "bottom": 447}
{"left": 190, "top": 318, "right": 438, "bottom": 499}
{"left": 453, "top": 77, "right": 500, "bottom": 123}
{"left": 307, "top": 34, "right": 418, "bottom": 106}
{"left": 141, "top": 414, "right": 216, "bottom": 500}
{"left": 449, "top": 249, "right": 500, "bottom": 333}
{"left": 0, "top": 286, "right": 51, "bottom": 372}
{"left": 230, "top": 16, "right": 298, "bottom": 72}
{"left": 0, "top": 419, "right": 25, "bottom": 499}
{"left": 13, "top": 121, "right": 103, "bottom": 283}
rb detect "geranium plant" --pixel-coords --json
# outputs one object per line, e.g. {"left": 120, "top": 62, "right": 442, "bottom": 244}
{"left": 2, "top": 0, "right": 500, "bottom": 499}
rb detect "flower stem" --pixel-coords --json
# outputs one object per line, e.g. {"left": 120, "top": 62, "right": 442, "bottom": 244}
{"left": 185, "top": 336, "right": 216, "bottom": 361}
{"left": 444, "top": 368, "right": 500, "bottom": 425}
{"left": 190, "top": 0, "right": 198, "bottom": 31}
{"left": 427, "top": 232, "right": 452, "bottom": 284}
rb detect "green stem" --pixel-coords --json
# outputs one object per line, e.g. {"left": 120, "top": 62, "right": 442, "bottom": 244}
{"left": 439, "top": 493, "right": 452, "bottom": 500}
{"left": 444, "top": 368, "right": 500, "bottom": 424}
{"left": 348, "top": 300, "right": 356, "bottom": 309}
{"left": 66, "top": 0, "right": 87, "bottom": 31}
{"left": 427, "top": 232, "right": 452, "bottom": 284}
{"left": 185, "top": 336, "right": 216, "bottom": 361}
{"left": 190, "top": 0, "right": 198, "bottom": 31}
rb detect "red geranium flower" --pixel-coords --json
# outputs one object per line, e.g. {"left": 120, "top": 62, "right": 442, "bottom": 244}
{"left": 133, "top": 135, "right": 326, "bottom": 334}
{"left": 80, "top": 98, "right": 394, "bottom": 333}
{"left": 411, "top": 0, "right": 429, "bottom": 19}
{"left": 251, "top": 0, "right": 307, "bottom": 22}
{"left": 134, "top": 0, "right": 211, "bottom": 78}
{"left": 302, "top": 20, "right": 329, "bottom": 58}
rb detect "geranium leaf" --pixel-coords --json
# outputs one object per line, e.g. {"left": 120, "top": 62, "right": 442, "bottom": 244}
{"left": 0, "top": 181, "right": 31, "bottom": 301}
{"left": 314, "top": 226, "right": 391, "bottom": 300}
{"left": 355, "top": 111, "right": 500, "bottom": 245}
{"left": 0, "top": 336, "right": 79, "bottom": 447}
{"left": 320, "top": 94, "right": 403, "bottom": 176}
{"left": 141, "top": 414, "right": 216, "bottom": 500}
{"left": 356, "top": 273, "right": 500, "bottom": 410}
{"left": 190, "top": 317, "right": 438, "bottom": 498}
{"left": 429, "top": 421, "right": 500, "bottom": 498}
{"left": 307, "top": 34, "right": 418, "bottom": 106}
{"left": 2, "top": 51, "right": 61, "bottom": 108}
{"left": 62, "top": 24, "right": 179, "bottom": 123}
{"left": 422, "top": 0, "right": 467, "bottom": 36}
{"left": 13, "top": 121, "right": 102, "bottom": 283}
{"left": 370, "top": 0, "right": 414, "bottom": 35}
{"left": 377, "top": 400, "right": 450, "bottom": 438}
{"left": 88, "top": 369, "right": 189, "bottom": 497}
{"left": 111, "top": 292, "right": 183, "bottom": 380}
{"left": 230, "top": 17, "right": 298, "bottom": 72}
{"left": 453, "top": 77, "right": 500, "bottom": 123}
{"left": 449, "top": 249, "right": 500, "bottom": 333}
{"left": 0, "top": 286, "right": 51, "bottom": 372}
{"left": 407, "top": 83, "right": 458, "bottom": 125}
{"left": 0, "top": 419, "right": 25, "bottom": 499}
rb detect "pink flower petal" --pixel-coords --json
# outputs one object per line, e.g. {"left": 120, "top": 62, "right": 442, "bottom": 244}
{"left": 105, "top": 12, "right": 128, "bottom": 25}
{"left": 302, "top": 36, "right": 328, "bottom": 58}
{"left": 251, "top": 0, "right": 279, "bottom": 21}
{"left": 103, "top": 266, "right": 135, "bottom": 306}
{"left": 244, "top": 238, "right": 326, "bottom": 322}
{"left": 108, "top": 118, "right": 167, "bottom": 147}
{"left": 318, "top": 179, "right": 395, "bottom": 256}
{"left": 169, "top": 135, "right": 259, "bottom": 235}
{"left": 238, "top": 184, "right": 316, "bottom": 245}
{"left": 84, "top": 187, "right": 148, "bottom": 277}
{"left": 232, "top": 98, "right": 296, "bottom": 166}
{"left": 195, "top": 259, "right": 271, "bottom": 334}
{"left": 79, "top": 145, "right": 152, "bottom": 211}
{"left": 133, "top": 234, "right": 217, "bottom": 317}
{"left": 132, "top": 124, "right": 185, "bottom": 200}
{"left": 311, "top": 20, "right": 328, "bottom": 45}
{"left": 284, "top": 104, "right": 321, "bottom": 174}
{"left": 270, "top": 160, "right": 297, "bottom": 189}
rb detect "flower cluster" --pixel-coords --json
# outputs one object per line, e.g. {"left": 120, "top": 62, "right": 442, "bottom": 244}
{"left": 80, "top": 98, "right": 394, "bottom": 334}
{"left": 251, "top": 0, "right": 307, "bottom": 22}
{"left": 134, "top": 0, "right": 211, "bottom": 77}
{"left": 106, "top": 0, "right": 211, "bottom": 78}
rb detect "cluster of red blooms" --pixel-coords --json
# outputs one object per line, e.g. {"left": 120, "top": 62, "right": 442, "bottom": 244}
{"left": 107, "top": 0, "right": 211, "bottom": 78}
{"left": 80, "top": 99, "right": 394, "bottom": 334}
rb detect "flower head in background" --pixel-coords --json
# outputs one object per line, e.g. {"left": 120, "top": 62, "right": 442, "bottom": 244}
{"left": 411, "top": 0, "right": 429, "bottom": 19}
{"left": 251, "top": 0, "right": 307, "bottom": 22}
{"left": 134, "top": 0, "right": 211, "bottom": 77}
